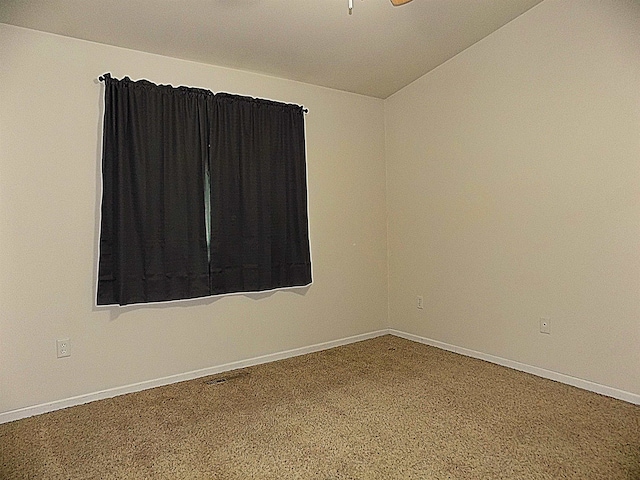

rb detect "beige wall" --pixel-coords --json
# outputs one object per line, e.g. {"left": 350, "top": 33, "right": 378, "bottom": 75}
{"left": 2, "top": 0, "right": 639, "bottom": 416}
{"left": 385, "top": 0, "right": 640, "bottom": 396}
{"left": 0, "top": 24, "right": 388, "bottom": 414}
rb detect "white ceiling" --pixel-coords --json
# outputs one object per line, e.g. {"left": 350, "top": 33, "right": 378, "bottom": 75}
{"left": 0, "top": 0, "right": 543, "bottom": 98}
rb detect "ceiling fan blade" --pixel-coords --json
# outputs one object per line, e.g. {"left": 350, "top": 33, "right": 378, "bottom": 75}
{"left": 390, "top": 0, "right": 413, "bottom": 5}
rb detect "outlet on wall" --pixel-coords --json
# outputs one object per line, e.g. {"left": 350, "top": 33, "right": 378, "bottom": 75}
{"left": 539, "top": 317, "right": 551, "bottom": 335}
{"left": 56, "top": 339, "right": 71, "bottom": 358}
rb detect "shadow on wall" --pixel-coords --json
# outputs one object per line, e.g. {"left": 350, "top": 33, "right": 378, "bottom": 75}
{"left": 96, "top": 285, "right": 311, "bottom": 322}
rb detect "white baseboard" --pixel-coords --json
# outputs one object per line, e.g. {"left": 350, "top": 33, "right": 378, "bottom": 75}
{"left": 0, "top": 330, "right": 388, "bottom": 424}
{"left": 389, "top": 329, "right": 640, "bottom": 406}
{"left": 2, "top": 328, "right": 637, "bottom": 424}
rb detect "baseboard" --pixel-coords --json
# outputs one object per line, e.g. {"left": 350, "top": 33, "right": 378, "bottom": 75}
{"left": 0, "top": 330, "right": 388, "bottom": 424}
{"left": 3, "top": 327, "right": 637, "bottom": 424}
{"left": 389, "top": 329, "right": 640, "bottom": 406}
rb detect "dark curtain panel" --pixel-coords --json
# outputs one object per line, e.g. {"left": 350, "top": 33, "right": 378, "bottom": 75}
{"left": 97, "top": 75, "right": 211, "bottom": 305}
{"left": 97, "top": 75, "right": 311, "bottom": 305}
{"left": 208, "top": 94, "right": 312, "bottom": 294}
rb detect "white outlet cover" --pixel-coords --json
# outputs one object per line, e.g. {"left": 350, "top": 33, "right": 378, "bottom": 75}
{"left": 539, "top": 318, "right": 551, "bottom": 334}
{"left": 57, "top": 339, "right": 71, "bottom": 358}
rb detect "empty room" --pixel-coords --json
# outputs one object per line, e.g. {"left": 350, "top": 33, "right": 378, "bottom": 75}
{"left": 0, "top": 0, "right": 638, "bottom": 478}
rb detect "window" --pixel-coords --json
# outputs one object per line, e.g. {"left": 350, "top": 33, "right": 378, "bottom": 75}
{"left": 97, "top": 74, "right": 312, "bottom": 306}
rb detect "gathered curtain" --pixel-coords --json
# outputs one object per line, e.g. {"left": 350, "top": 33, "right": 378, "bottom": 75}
{"left": 97, "top": 74, "right": 311, "bottom": 306}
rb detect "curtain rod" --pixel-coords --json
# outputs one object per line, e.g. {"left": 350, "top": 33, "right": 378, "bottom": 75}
{"left": 97, "top": 74, "right": 308, "bottom": 113}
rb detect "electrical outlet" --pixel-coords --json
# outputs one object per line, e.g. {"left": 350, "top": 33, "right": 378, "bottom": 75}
{"left": 56, "top": 339, "right": 71, "bottom": 358}
{"left": 417, "top": 296, "right": 424, "bottom": 309}
{"left": 539, "top": 318, "right": 551, "bottom": 335}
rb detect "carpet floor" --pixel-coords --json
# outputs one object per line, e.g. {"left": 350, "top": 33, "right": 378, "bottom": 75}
{"left": 1, "top": 335, "right": 639, "bottom": 479}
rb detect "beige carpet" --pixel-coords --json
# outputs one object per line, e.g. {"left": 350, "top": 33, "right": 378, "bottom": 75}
{"left": 1, "top": 335, "right": 638, "bottom": 479}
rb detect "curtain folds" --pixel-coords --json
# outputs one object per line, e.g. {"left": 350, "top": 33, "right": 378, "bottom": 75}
{"left": 97, "top": 74, "right": 311, "bottom": 306}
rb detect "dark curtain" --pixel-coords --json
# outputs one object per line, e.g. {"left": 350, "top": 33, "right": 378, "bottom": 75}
{"left": 208, "top": 94, "right": 312, "bottom": 294}
{"left": 97, "top": 75, "right": 211, "bottom": 305}
{"left": 97, "top": 75, "right": 311, "bottom": 306}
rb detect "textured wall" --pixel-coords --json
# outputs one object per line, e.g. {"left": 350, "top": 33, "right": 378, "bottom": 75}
{"left": 0, "top": 25, "right": 388, "bottom": 414}
{"left": 3, "top": 0, "right": 639, "bottom": 416}
{"left": 385, "top": 0, "right": 640, "bottom": 396}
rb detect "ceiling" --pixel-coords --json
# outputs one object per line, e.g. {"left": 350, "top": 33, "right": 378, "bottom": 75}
{"left": 0, "top": 0, "right": 543, "bottom": 99}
